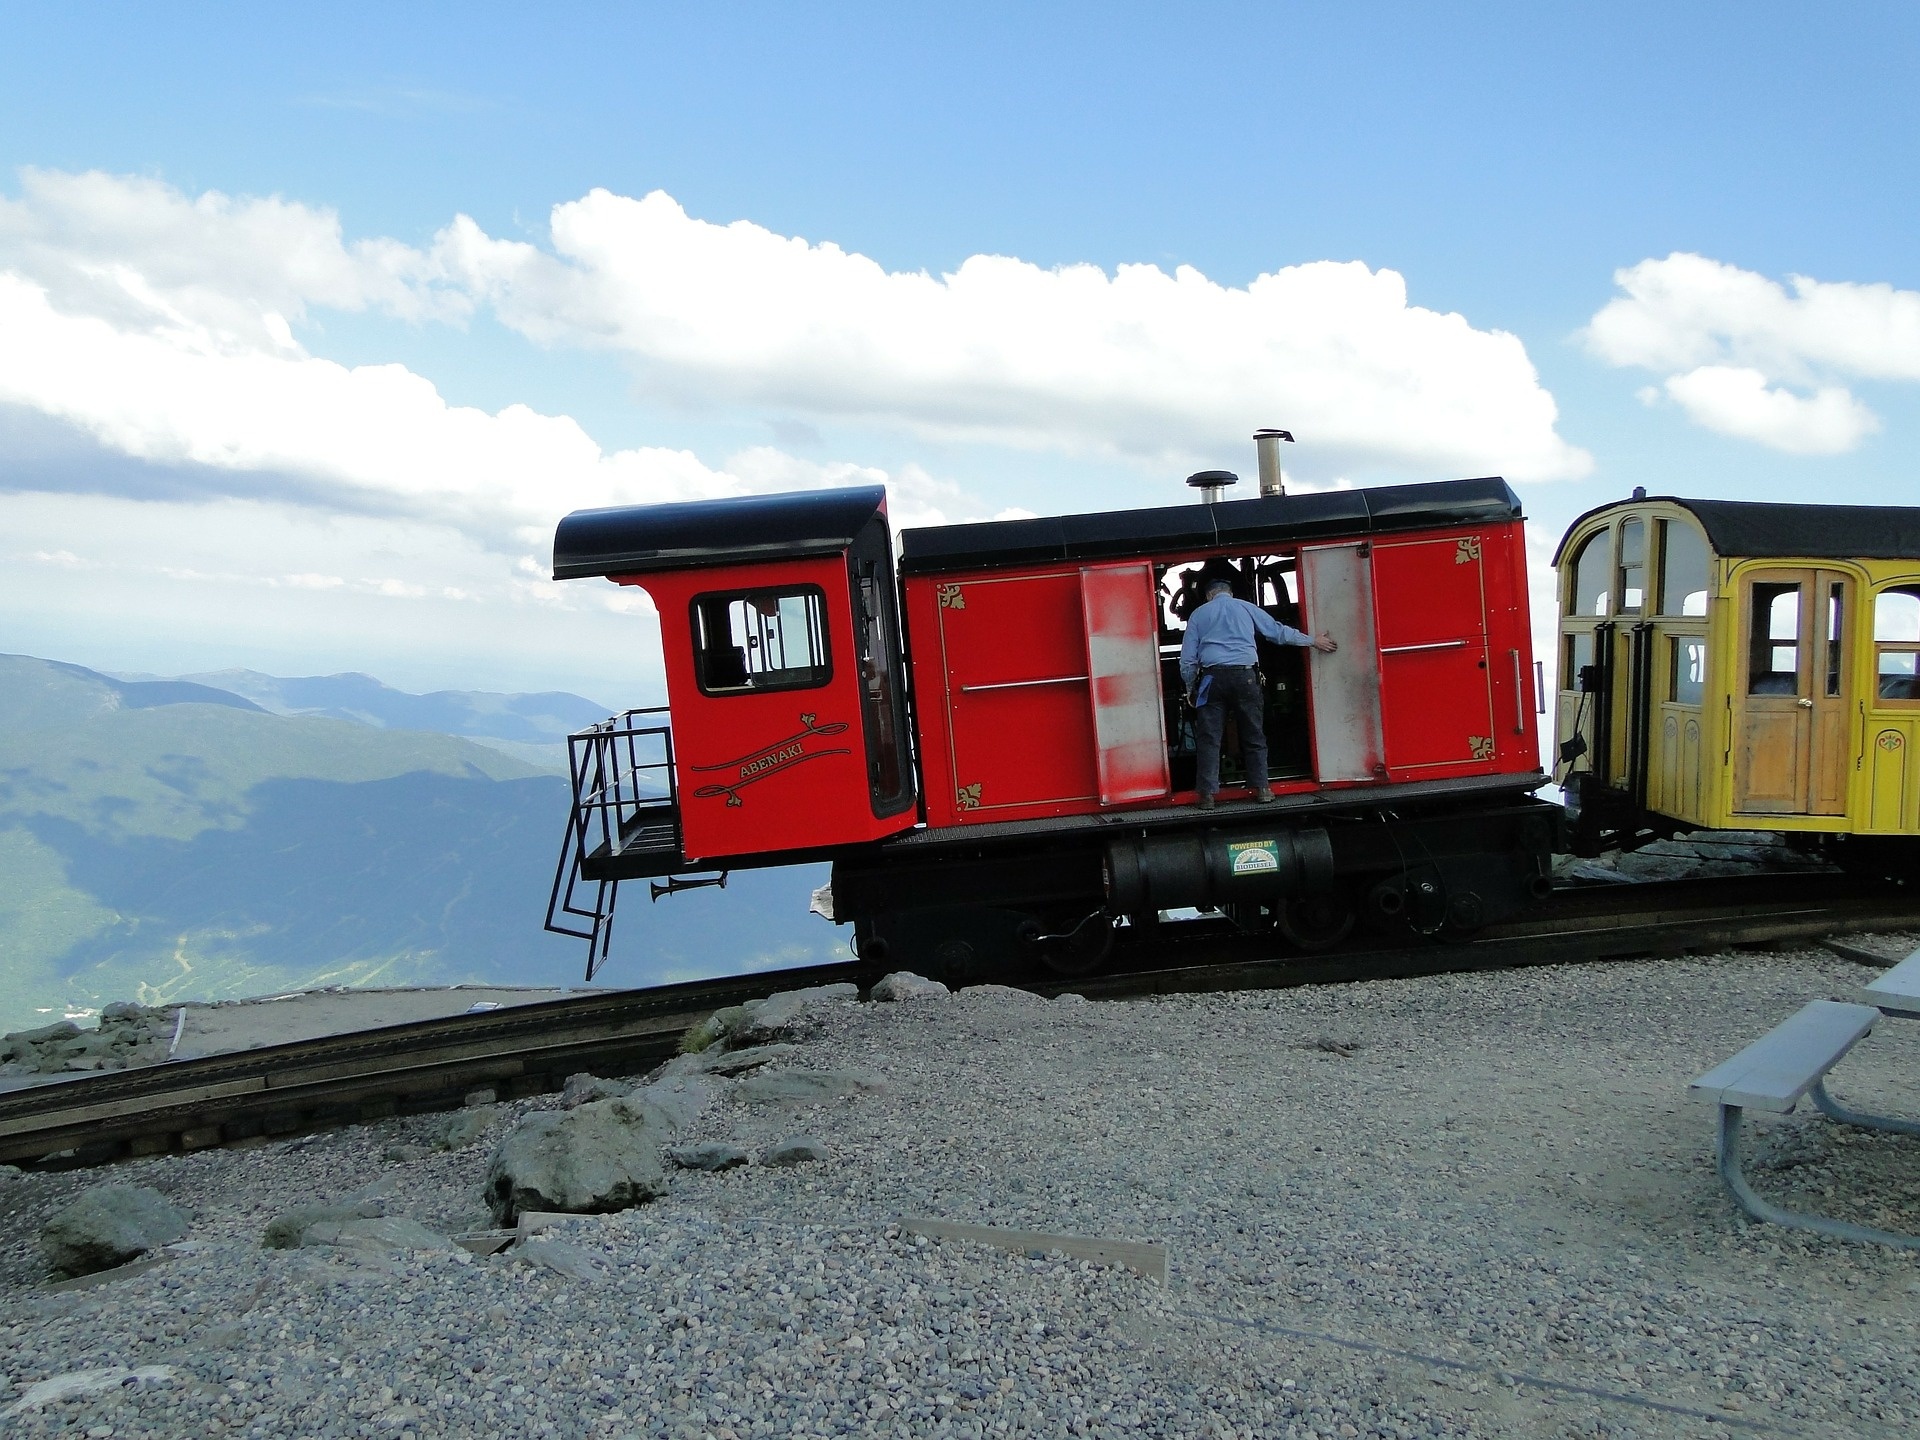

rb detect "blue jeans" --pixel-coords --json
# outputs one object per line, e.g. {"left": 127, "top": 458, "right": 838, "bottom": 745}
{"left": 1194, "top": 666, "right": 1268, "bottom": 797}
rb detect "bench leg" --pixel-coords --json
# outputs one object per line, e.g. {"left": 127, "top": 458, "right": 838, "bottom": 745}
{"left": 1716, "top": 1104, "right": 1920, "bottom": 1250}
{"left": 1808, "top": 1077, "right": 1920, "bottom": 1137}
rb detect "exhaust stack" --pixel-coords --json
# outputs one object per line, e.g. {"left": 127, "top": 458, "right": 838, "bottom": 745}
{"left": 1254, "top": 428, "right": 1293, "bottom": 497}
{"left": 1185, "top": 469, "right": 1238, "bottom": 505}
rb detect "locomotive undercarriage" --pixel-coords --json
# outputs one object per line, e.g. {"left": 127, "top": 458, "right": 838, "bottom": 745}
{"left": 833, "top": 794, "right": 1560, "bottom": 983}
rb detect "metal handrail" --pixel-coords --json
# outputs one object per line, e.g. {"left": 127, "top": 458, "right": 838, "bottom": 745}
{"left": 545, "top": 708, "right": 681, "bottom": 979}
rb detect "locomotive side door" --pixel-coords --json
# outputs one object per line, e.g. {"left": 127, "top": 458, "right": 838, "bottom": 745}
{"left": 938, "top": 571, "right": 1102, "bottom": 812}
{"left": 1369, "top": 533, "right": 1497, "bottom": 773}
{"left": 1733, "top": 568, "right": 1851, "bottom": 815}
{"left": 1298, "top": 541, "right": 1386, "bottom": 782}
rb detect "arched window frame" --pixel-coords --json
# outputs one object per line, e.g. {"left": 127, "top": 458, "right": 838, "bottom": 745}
{"left": 1872, "top": 582, "right": 1920, "bottom": 707}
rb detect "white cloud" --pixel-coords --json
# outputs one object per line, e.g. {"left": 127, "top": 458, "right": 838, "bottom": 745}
{"left": 435, "top": 189, "right": 1588, "bottom": 481}
{"left": 1661, "top": 366, "right": 1879, "bottom": 455}
{"left": 1585, "top": 252, "right": 1920, "bottom": 453}
{"left": 0, "top": 167, "right": 463, "bottom": 353}
{"left": 0, "top": 172, "right": 1005, "bottom": 555}
{"left": 0, "top": 271, "right": 956, "bottom": 550}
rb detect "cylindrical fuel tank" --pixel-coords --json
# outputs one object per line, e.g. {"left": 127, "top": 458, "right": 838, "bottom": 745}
{"left": 1103, "top": 826, "right": 1334, "bottom": 915}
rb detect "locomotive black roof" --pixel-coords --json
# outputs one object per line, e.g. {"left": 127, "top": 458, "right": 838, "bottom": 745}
{"left": 897, "top": 476, "right": 1523, "bottom": 575}
{"left": 1552, "top": 495, "right": 1920, "bottom": 565}
{"left": 552, "top": 485, "right": 888, "bottom": 579}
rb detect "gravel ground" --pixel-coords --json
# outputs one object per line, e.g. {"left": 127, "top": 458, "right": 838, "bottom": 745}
{"left": 2, "top": 943, "right": 1918, "bottom": 1438}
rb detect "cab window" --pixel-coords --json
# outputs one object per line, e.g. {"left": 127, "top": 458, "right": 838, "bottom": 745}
{"left": 1617, "top": 519, "right": 1645, "bottom": 613}
{"left": 1657, "top": 521, "right": 1709, "bottom": 617}
{"left": 1568, "top": 531, "right": 1611, "bottom": 617}
{"left": 1875, "top": 586, "right": 1920, "bottom": 702}
{"left": 691, "top": 586, "right": 832, "bottom": 695}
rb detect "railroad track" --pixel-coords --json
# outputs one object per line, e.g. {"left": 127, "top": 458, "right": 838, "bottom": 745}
{"left": 4, "top": 872, "right": 1914, "bottom": 1171}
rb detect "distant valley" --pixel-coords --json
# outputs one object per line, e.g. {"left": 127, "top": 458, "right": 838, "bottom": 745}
{"left": 0, "top": 654, "right": 836, "bottom": 1032}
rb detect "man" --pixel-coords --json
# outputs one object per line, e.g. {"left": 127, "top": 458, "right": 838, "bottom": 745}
{"left": 1179, "top": 577, "right": 1337, "bottom": 808}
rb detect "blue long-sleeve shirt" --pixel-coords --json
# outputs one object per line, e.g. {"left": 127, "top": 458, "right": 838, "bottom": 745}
{"left": 1179, "top": 593, "right": 1312, "bottom": 689}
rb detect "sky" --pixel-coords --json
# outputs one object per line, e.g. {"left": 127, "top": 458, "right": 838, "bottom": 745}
{"left": 2, "top": 2, "right": 1918, "bottom": 708}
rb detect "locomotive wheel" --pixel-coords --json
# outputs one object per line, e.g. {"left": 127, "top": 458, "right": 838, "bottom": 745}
{"left": 1274, "top": 894, "right": 1356, "bottom": 952}
{"left": 1037, "top": 912, "right": 1116, "bottom": 979}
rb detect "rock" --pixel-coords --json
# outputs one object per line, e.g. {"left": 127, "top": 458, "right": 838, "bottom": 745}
{"left": 733, "top": 1068, "right": 888, "bottom": 1106}
{"left": 464, "top": 1088, "right": 497, "bottom": 1107}
{"left": 562, "top": 1072, "right": 634, "bottom": 1107}
{"left": 762, "top": 1137, "right": 830, "bottom": 1166}
{"left": 871, "top": 971, "right": 950, "bottom": 1002}
{"left": 512, "top": 1237, "right": 606, "bottom": 1282}
{"left": 298, "top": 1216, "right": 460, "bottom": 1255}
{"left": 628, "top": 1074, "right": 718, "bottom": 1130}
{"left": 484, "top": 1094, "right": 671, "bottom": 1224}
{"left": 728, "top": 983, "right": 860, "bottom": 1046}
{"left": 666, "top": 1141, "right": 751, "bottom": 1171}
{"left": 958, "top": 984, "right": 1043, "bottom": 1003}
{"left": 694, "top": 1042, "right": 799, "bottom": 1076}
{"left": 40, "top": 1184, "right": 189, "bottom": 1276}
{"left": 383, "top": 1143, "right": 429, "bottom": 1164}
{"left": 100, "top": 1000, "right": 146, "bottom": 1022}
{"left": 432, "top": 1105, "right": 500, "bottom": 1151}
{"left": 7, "top": 1019, "right": 80, "bottom": 1047}
{"left": 5, "top": 1366, "right": 176, "bottom": 1415}
{"left": 0, "top": 1163, "right": 21, "bottom": 1181}
{"left": 679, "top": 1004, "right": 754, "bottom": 1055}
{"left": 1560, "top": 859, "right": 1635, "bottom": 885}
{"left": 263, "top": 1199, "right": 387, "bottom": 1249}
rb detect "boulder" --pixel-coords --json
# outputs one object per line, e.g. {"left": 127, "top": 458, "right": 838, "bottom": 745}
{"left": 298, "top": 1216, "right": 459, "bottom": 1255}
{"left": 263, "top": 1198, "right": 386, "bottom": 1249}
{"left": 484, "top": 1095, "right": 670, "bottom": 1224}
{"left": 666, "top": 1141, "right": 751, "bottom": 1171}
{"left": 678, "top": 1004, "right": 755, "bottom": 1055}
{"left": 382, "top": 1143, "right": 429, "bottom": 1164}
{"left": 628, "top": 1074, "right": 717, "bottom": 1131}
{"left": 432, "top": 1105, "right": 500, "bottom": 1151}
{"left": 695, "top": 1043, "right": 799, "bottom": 1076}
{"left": 7, "top": 1019, "right": 80, "bottom": 1047}
{"left": 762, "top": 1137, "right": 830, "bottom": 1166}
{"left": 871, "top": 971, "right": 950, "bottom": 1002}
{"left": 733, "top": 1068, "right": 887, "bottom": 1106}
{"left": 7, "top": 1366, "right": 177, "bottom": 1414}
{"left": 561, "top": 1072, "right": 634, "bottom": 1107}
{"left": 728, "top": 983, "right": 860, "bottom": 1046}
{"left": 40, "top": 1184, "right": 189, "bottom": 1276}
{"left": 100, "top": 1000, "right": 147, "bottom": 1022}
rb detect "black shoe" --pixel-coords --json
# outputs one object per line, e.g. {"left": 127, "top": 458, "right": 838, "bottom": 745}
{"left": 1196, "top": 794, "right": 1215, "bottom": 810}
{"left": 1252, "top": 787, "right": 1276, "bottom": 803}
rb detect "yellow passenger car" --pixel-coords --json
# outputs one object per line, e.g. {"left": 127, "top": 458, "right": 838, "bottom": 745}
{"left": 1553, "top": 490, "right": 1920, "bottom": 870}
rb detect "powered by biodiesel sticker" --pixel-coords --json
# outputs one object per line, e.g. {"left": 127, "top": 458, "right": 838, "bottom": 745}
{"left": 1227, "top": 839, "right": 1280, "bottom": 875}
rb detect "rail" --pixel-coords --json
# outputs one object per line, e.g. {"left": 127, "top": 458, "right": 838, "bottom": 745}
{"left": 6, "top": 871, "right": 1918, "bottom": 1172}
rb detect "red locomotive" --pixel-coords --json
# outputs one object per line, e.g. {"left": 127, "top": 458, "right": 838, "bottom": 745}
{"left": 546, "top": 446, "right": 1558, "bottom": 980}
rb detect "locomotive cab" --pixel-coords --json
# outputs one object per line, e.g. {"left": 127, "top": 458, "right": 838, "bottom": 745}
{"left": 548, "top": 467, "right": 1561, "bottom": 981}
{"left": 552, "top": 485, "right": 916, "bottom": 865}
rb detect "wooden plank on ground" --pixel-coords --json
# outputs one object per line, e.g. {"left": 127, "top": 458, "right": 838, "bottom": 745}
{"left": 900, "top": 1217, "right": 1167, "bottom": 1282}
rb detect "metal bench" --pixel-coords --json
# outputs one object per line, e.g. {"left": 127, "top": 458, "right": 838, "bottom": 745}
{"left": 1863, "top": 947, "right": 1920, "bottom": 1019}
{"left": 1690, "top": 998, "right": 1920, "bottom": 1248}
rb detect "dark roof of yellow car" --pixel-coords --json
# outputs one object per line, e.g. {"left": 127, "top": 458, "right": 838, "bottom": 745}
{"left": 1554, "top": 496, "right": 1920, "bottom": 565}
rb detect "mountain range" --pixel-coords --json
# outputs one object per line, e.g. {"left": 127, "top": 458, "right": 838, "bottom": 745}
{"left": 0, "top": 654, "right": 836, "bottom": 1032}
